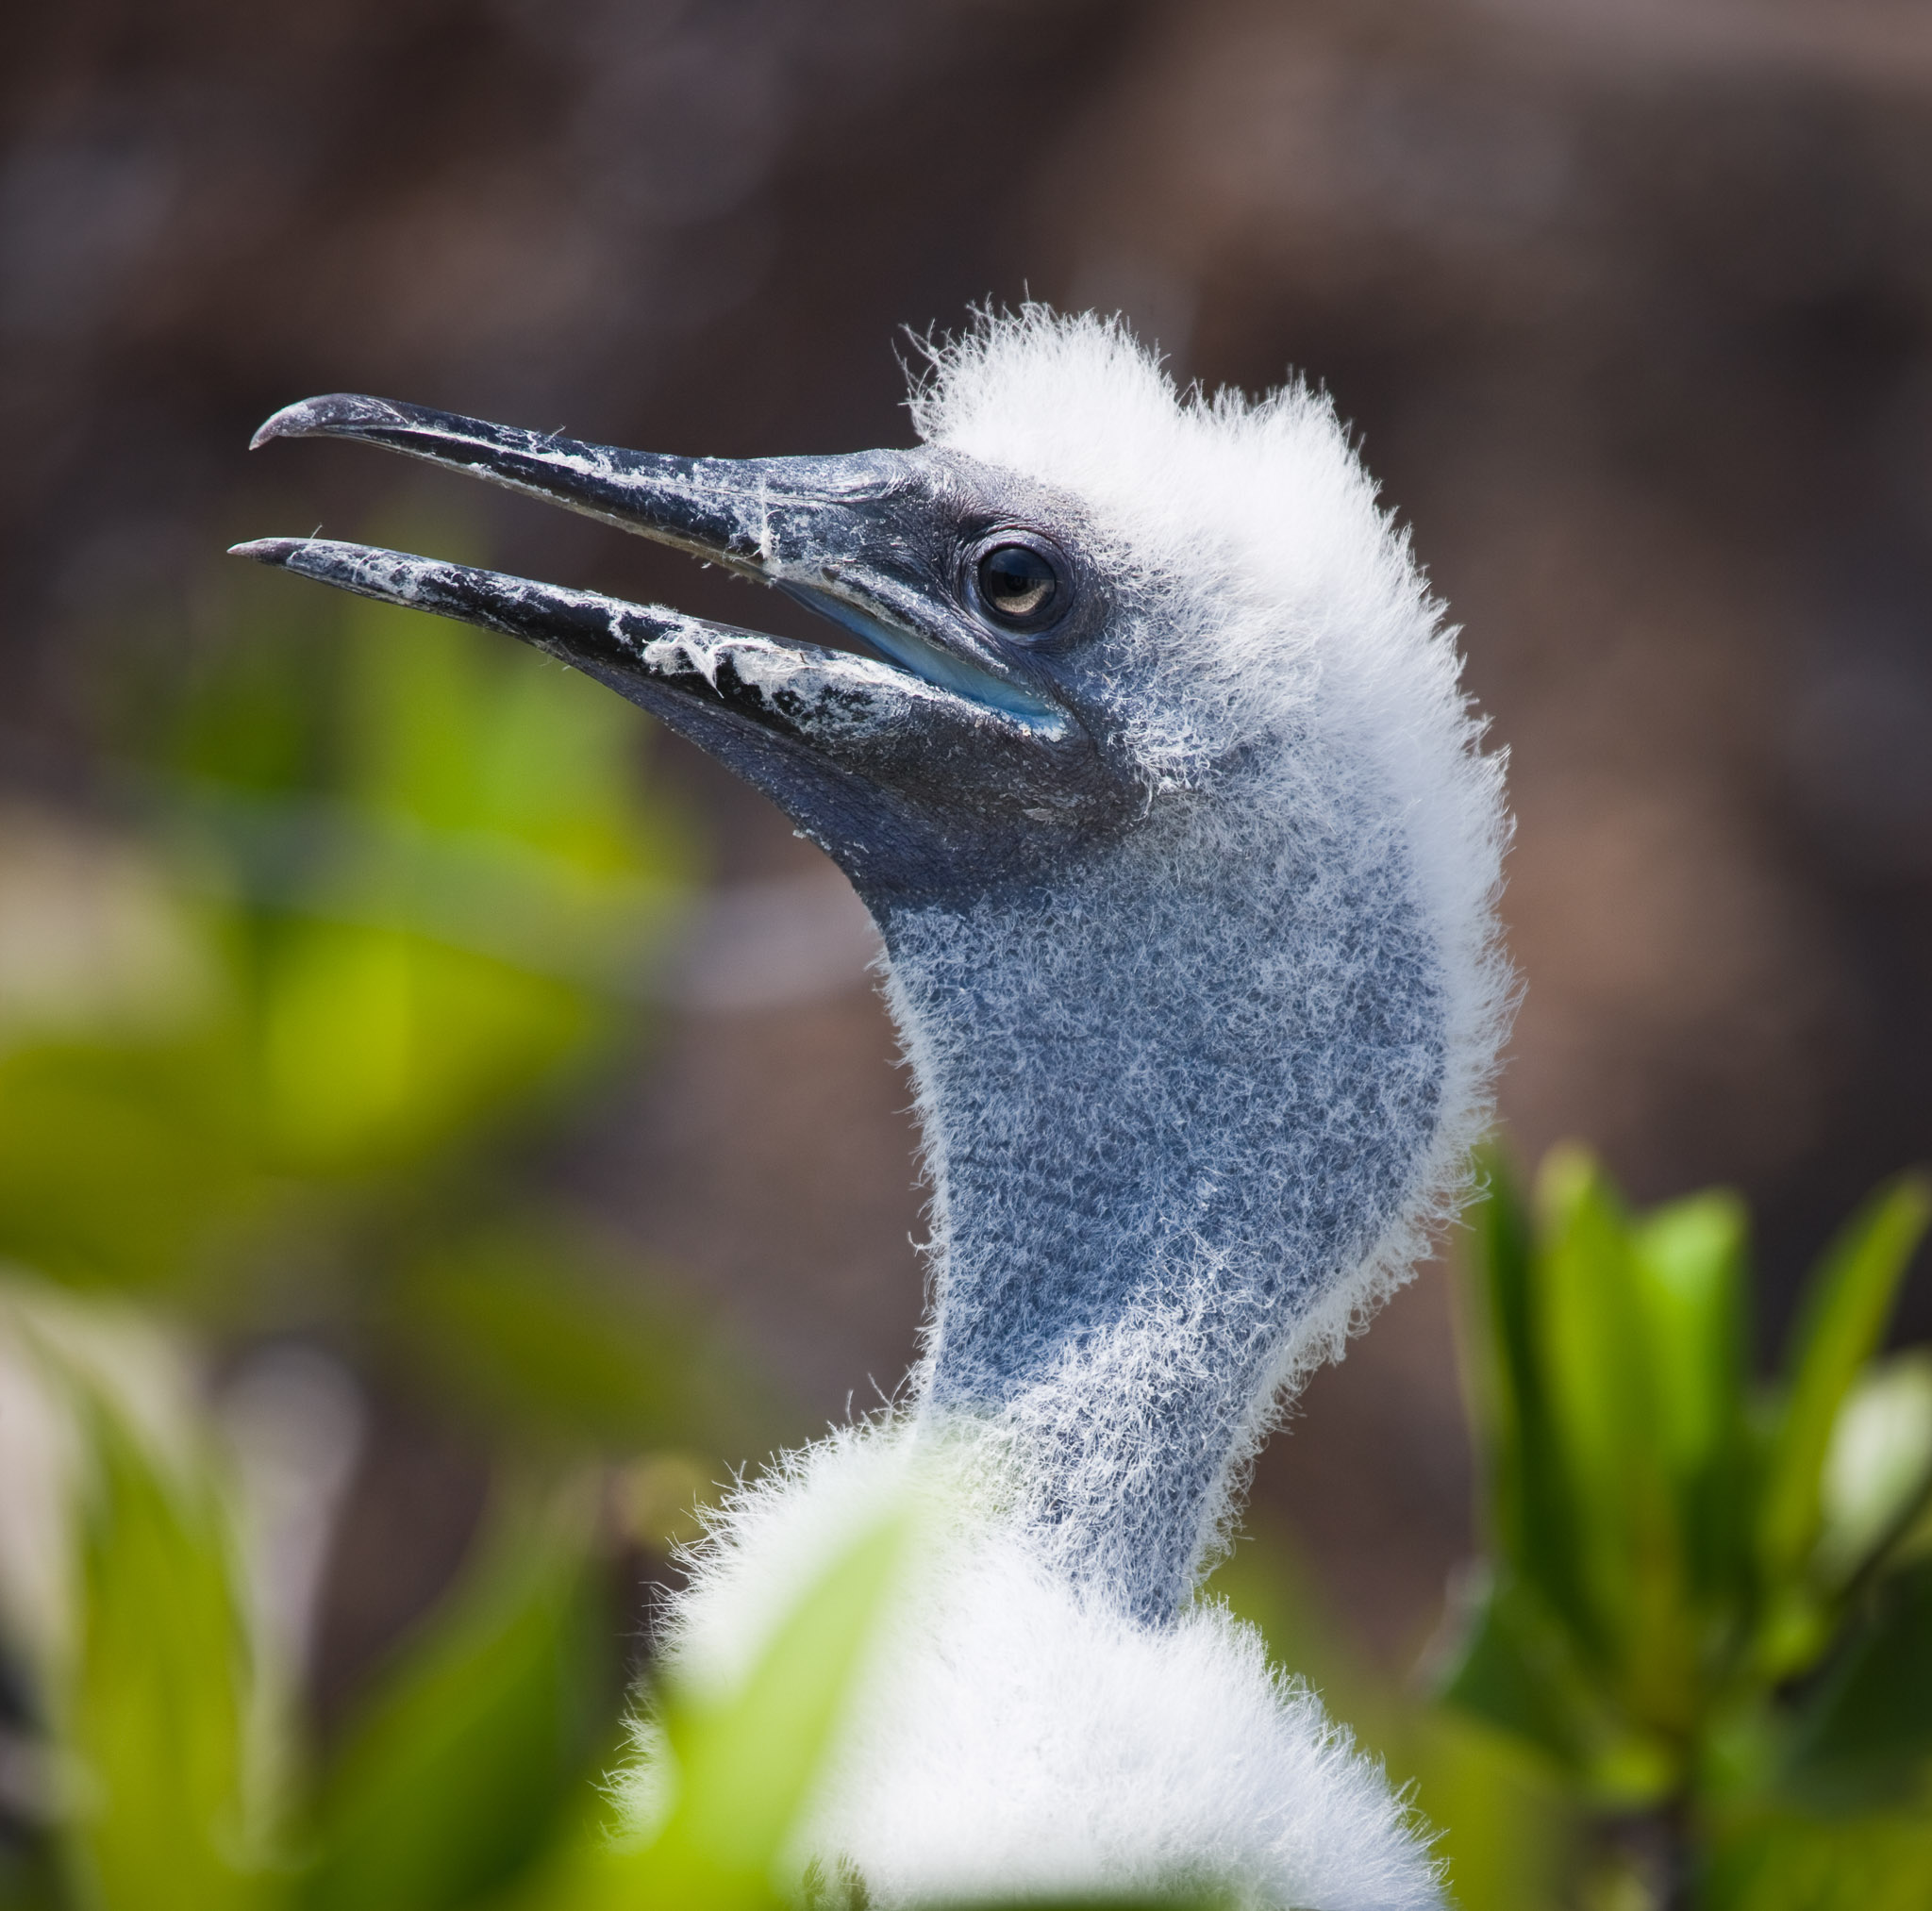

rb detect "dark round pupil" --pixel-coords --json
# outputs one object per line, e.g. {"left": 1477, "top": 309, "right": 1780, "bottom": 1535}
{"left": 977, "top": 543, "right": 1058, "bottom": 622}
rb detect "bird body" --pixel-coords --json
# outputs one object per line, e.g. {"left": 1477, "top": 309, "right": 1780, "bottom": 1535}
{"left": 646, "top": 1418, "right": 1446, "bottom": 1910}
{"left": 238, "top": 309, "right": 1511, "bottom": 1910}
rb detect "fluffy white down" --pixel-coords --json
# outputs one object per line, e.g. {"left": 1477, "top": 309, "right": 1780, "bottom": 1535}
{"left": 639, "top": 1420, "right": 1441, "bottom": 1911}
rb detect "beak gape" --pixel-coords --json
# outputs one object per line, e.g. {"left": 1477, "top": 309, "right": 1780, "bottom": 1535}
{"left": 234, "top": 395, "right": 1112, "bottom": 907}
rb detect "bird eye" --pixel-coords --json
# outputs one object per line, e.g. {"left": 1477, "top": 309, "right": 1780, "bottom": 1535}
{"left": 974, "top": 540, "right": 1064, "bottom": 629}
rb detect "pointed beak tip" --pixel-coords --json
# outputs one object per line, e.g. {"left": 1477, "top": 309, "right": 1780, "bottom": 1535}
{"left": 228, "top": 537, "right": 300, "bottom": 566}
{"left": 249, "top": 392, "right": 404, "bottom": 452}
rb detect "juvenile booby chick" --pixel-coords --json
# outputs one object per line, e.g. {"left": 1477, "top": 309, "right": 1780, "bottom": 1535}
{"left": 235, "top": 309, "right": 1511, "bottom": 1910}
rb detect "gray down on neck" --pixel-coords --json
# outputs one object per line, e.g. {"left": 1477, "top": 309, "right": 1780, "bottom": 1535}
{"left": 882, "top": 740, "right": 1447, "bottom": 1622}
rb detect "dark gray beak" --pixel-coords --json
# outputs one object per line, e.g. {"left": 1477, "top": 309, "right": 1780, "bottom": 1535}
{"left": 233, "top": 397, "right": 1127, "bottom": 907}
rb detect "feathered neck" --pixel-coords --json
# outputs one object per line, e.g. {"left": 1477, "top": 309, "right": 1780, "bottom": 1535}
{"left": 874, "top": 753, "right": 1448, "bottom": 1622}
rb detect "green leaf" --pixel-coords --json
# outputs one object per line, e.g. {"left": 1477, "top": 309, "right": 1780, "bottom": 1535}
{"left": 1631, "top": 1191, "right": 1751, "bottom": 1605}
{"left": 1816, "top": 1354, "right": 1932, "bottom": 1590}
{"left": 1208, "top": 1514, "right": 1578, "bottom": 1911}
{"left": 1434, "top": 1570, "right": 1595, "bottom": 1774}
{"left": 1632, "top": 1192, "right": 1748, "bottom": 1487}
{"left": 1398, "top": 1708, "right": 1579, "bottom": 1911}
{"left": 302, "top": 1486, "right": 610, "bottom": 1911}
{"left": 1780, "top": 1557, "right": 1932, "bottom": 1811}
{"left": 656, "top": 1510, "right": 909, "bottom": 1890}
{"left": 1434, "top": 1567, "right": 1674, "bottom": 1804}
{"left": 1460, "top": 1148, "right": 1591, "bottom": 1650}
{"left": 1759, "top": 1174, "right": 1932, "bottom": 1586}
{"left": 58, "top": 1397, "right": 273, "bottom": 1911}
{"left": 1534, "top": 1149, "right": 1690, "bottom": 1711}
{"left": 559, "top": 1508, "right": 912, "bottom": 1911}
{"left": 1702, "top": 1805, "right": 1932, "bottom": 1911}
{"left": 1460, "top": 1145, "right": 1535, "bottom": 1491}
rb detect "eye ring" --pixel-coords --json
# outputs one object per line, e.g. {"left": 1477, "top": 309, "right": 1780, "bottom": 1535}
{"left": 968, "top": 533, "right": 1071, "bottom": 633}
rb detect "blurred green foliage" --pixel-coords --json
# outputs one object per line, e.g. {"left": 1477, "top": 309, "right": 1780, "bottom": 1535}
{"left": 1436, "top": 1145, "right": 1932, "bottom": 1907}
{"left": 561, "top": 1507, "right": 913, "bottom": 1911}
{"left": 63, "top": 1396, "right": 260, "bottom": 1911}
{"left": 0, "top": 528, "right": 785, "bottom": 1884}
{"left": 1207, "top": 1528, "right": 1578, "bottom": 1911}
{"left": 0, "top": 536, "right": 770, "bottom": 1456}
{"left": 302, "top": 1485, "right": 609, "bottom": 1911}
{"left": 0, "top": 545, "right": 691, "bottom": 1286}
{"left": 1, "top": 546, "right": 1926, "bottom": 1908}
{"left": 1, "top": 1322, "right": 616, "bottom": 1911}
{"left": 9, "top": 1133, "right": 1922, "bottom": 1911}
{"left": 0, "top": 1322, "right": 1224, "bottom": 1911}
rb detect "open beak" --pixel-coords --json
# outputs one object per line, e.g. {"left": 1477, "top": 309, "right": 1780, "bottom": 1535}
{"left": 233, "top": 396, "right": 1116, "bottom": 906}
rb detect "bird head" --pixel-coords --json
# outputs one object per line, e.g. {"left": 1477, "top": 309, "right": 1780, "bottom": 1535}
{"left": 237, "top": 310, "right": 1510, "bottom": 1611}
{"left": 237, "top": 380, "right": 1175, "bottom": 911}
{"left": 234, "top": 312, "right": 1461, "bottom": 915}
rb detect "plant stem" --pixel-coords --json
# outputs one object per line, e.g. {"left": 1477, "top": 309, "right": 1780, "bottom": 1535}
{"left": 1593, "top": 1799, "right": 1693, "bottom": 1911}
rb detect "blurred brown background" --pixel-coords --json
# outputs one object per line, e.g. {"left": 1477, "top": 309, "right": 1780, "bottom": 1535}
{"left": 6, "top": 0, "right": 1932, "bottom": 1682}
